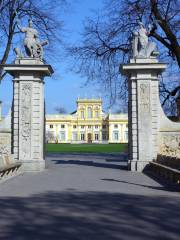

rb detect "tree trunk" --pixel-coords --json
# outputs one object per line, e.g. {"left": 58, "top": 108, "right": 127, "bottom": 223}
{"left": 0, "top": 31, "right": 14, "bottom": 65}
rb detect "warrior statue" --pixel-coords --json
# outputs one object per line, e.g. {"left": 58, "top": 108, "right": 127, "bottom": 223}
{"left": 132, "top": 22, "right": 157, "bottom": 58}
{"left": 16, "top": 19, "right": 48, "bottom": 60}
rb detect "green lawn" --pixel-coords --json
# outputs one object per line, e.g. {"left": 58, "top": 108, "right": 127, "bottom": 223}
{"left": 46, "top": 143, "right": 128, "bottom": 153}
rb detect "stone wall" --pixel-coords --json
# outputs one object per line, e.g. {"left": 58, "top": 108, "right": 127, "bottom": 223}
{"left": 0, "top": 130, "right": 13, "bottom": 166}
{"left": 159, "top": 133, "right": 180, "bottom": 158}
{"left": 0, "top": 110, "right": 12, "bottom": 159}
{"left": 157, "top": 104, "right": 180, "bottom": 163}
{"left": 0, "top": 112, "right": 22, "bottom": 179}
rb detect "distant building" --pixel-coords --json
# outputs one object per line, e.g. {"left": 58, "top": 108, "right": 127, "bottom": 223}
{"left": 46, "top": 98, "right": 128, "bottom": 144}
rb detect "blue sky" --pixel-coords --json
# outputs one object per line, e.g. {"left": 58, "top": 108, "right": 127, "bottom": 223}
{"left": 45, "top": 0, "right": 107, "bottom": 114}
{"left": 0, "top": 0, "right": 117, "bottom": 116}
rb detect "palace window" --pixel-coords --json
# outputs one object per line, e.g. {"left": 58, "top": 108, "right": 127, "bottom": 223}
{"left": 81, "top": 110, "right": 84, "bottom": 118}
{"left": 50, "top": 124, "right": 53, "bottom": 129}
{"left": 114, "top": 124, "right": 118, "bottom": 129}
{"left": 102, "top": 133, "right": 107, "bottom": 140}
{"left": 72, "top": 132, "right": 78, "bottom": 141}
{"left": 61, "top": 124, "right": 65, "bottom": 128}
{"left": 59, "top": 131, "right": 66, "bottom": 141}
{"left": 95, "top": 133, "right": 99, "bottom": 141}
{"left": 95, "top": 111, "right": 99, "bottom": 118}
{"left": 81, "top": 125, "right": 85, "bottom": 129}
{"left": 124, "top": 131, "right": 128, "bottom": 141}
{"left": 102, "top": 125, "right": 106, "bottom": 129}
{"left": 95, "top": 125, "right": 99, "bottom": 129}
{"left": 113, "top": 131, "right": 119, "bottom": 140}
{"left": 81, "top": 133, "right": 85, "bottom": 141}
{"left": 88, "top": 107, "right": 92, "bottom": 118}
{"left": 88, "top": 125, "right": 91, "bottom": 129}
{"left": 73, "top": 125, "right": 77, "bottom": 129}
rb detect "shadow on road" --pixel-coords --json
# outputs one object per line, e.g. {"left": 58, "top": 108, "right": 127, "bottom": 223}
{"left": 0, "top": 191, "right": 180, "bottom": 240}
{"left": 48, "top": 152, "right": 128, "bottom": 170}
{"left": 101, "top": 178, "right": 180, "bottom": 192}
{"left": 52, "top": 159, "right": 128, "bottom": 170}
{"left": 46, "top": 152, "right": 128, "bottom": 158}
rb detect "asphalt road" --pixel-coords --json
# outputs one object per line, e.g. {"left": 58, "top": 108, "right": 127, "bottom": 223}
{"left": 0, "top": 153, "right": 179, "bottom": 240}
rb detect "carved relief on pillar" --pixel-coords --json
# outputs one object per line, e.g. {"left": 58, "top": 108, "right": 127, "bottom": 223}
{"left": 20, "top": 83, "right": 32, "bottom": 159}
{"left": 139, "top": 83, "right": 150, "bottom": 113}
{"left": 159, "top": 134, "right": 180, "bottom": 158}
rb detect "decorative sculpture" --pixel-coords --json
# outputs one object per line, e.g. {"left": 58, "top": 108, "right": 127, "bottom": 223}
{"left": 132, "top": 22, "right": 157, "bottom": 58}
{"left": 15, "top": 18, "right": 48, "bottom": 60}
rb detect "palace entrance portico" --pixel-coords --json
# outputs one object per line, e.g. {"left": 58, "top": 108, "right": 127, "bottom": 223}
{"left": 88, "top": 133, "right": 92, "bottom": 143}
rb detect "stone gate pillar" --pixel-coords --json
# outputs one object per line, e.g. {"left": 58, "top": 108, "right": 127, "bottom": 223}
{"left": 121, "top": 57, "right": 166, "bottom": 172}
{"left": 4, "top": 58, "right": 53, "bottom": 172}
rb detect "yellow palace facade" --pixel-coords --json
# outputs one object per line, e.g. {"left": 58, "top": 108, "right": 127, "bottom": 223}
{"left": 46, "top": 98, "right": 128, "bottom": 144}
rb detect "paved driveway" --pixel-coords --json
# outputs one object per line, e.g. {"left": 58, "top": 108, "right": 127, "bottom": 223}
{"left": 0, "top": 153, "right": 179, "bottom": 240}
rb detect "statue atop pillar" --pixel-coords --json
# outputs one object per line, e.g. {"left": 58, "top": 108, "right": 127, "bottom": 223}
{"left": 15, "top": 19, "right": 48, "bottom": 60}
{"left": 132, "top": 22, "right": 158, "bottom": 58}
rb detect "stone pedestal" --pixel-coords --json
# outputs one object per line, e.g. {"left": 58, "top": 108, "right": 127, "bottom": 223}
{"left": 4, "top": 58, "right": 53, "bottom": 172}
{"left": 121, "top": 58, "right": 166, "bottom": 172}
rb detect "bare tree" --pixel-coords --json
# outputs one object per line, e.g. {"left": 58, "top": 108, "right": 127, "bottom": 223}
{"left": 46, "top": 130, "right": 55, "bottom": 143}
{"left": 68, "top": 0, "right": 180, "bottom": 115}
{"left": 0, "top": 0, "right": 67, "bottom": 80}
{"left": 55, "top": 106, "right": 67, "bottom": 114}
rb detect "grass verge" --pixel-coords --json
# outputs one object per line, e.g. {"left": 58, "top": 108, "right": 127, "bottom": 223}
{"left": 46, "top": 143, "right": 128, "bottom": 153}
